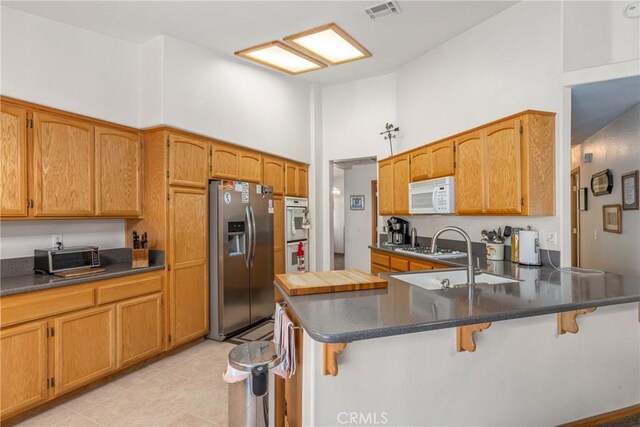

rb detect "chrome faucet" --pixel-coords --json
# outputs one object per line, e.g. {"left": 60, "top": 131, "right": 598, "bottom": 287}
{"left": 431, "top": 226, "right": 476, "bottom": 286}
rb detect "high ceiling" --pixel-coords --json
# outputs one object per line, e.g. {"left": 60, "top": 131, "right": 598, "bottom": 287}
{"left": 571, "top": 76, "right": 640, "bottom": 145}
{"left": 3, "top": 1, "right": 516, "bottom": 84}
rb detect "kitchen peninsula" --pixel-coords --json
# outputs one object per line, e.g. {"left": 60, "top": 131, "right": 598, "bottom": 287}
{"left": 275, "top": 255, "right": 640, "bottom": 426}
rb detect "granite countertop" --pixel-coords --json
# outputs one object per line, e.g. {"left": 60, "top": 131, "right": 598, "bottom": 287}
{"left": 1, "top": 262, "right": 164, "bottom": 297}
{"left": 277, "top": 248, "right": 640, "bottom": 343}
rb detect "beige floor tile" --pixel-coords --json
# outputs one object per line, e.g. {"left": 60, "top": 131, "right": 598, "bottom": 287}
{"left": 53, "top": 413, "right": 100, "bottom": 427}
{"left": 79, "top": 390, "right": 152, "bottom": 426}
{"left": 64, "top": 383, "right": 126, "bottom": 413}
{"left": 15, "top": 405, "right": 77, "bottom": 427}
{"left": 109, "top": 400, "right": 186, "bottom": 427}
{"left": 184, "top": 388, "right": 228, "bottom": 426}
{"left": 167, "top": 413, "right": 214, "bottom": 427}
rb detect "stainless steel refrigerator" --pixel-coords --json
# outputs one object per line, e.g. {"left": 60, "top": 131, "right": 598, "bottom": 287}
{"left": 207, "top": 180, "right": 274, "bottom": 341}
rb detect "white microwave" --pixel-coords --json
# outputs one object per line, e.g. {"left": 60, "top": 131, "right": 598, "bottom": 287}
{"left": 409, "top": 176, "right": 455, "bottom": 214}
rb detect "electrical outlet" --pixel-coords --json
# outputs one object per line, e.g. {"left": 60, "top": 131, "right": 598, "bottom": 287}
{"left": 544, "top": 231, "right": 557, "bottom": 245}
{"left": 594, "top": 230, "right": 598, "bottom": 240}
{"left": 52, "top": 234, "right": 63, "bottom": 248}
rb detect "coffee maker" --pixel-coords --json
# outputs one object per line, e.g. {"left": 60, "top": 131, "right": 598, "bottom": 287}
{"left": 387, "top": 217, "right": 410, "bottom": 245}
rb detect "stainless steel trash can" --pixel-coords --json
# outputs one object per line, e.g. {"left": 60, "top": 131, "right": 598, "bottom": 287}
{"left": 228, "top": 341, "right": 280, "bottom": 427}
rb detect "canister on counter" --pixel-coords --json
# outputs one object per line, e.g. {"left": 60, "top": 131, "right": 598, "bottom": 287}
{"left": 511, "top": 228, "right": 520, "bottom": 263}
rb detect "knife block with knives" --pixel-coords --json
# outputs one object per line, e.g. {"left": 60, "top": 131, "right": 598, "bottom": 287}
{"left": 131, "top": 231, "right": 149, "bottom": 268}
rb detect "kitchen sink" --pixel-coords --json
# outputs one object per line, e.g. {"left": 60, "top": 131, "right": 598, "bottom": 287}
{"left": 391, "top": 269, "right": 519, "bottom": 290}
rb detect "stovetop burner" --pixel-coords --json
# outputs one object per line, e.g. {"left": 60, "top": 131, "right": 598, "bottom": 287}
{"left": 395, "top": 246, "right": 467, "bottom": 259}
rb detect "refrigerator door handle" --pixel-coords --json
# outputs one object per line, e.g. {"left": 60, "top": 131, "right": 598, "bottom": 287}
{"left": 249, "top": 205, "right": 257, "bottom": 267}
{"left": 245, "top": 206, "right": 252, "bottom": 268}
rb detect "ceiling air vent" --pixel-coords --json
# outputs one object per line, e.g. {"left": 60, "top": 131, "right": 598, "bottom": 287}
{"left": 363, "top": 1, "right": 401, "bottom": 21}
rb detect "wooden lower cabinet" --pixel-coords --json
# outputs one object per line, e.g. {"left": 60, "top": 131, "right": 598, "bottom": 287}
{"left": 0, "top": 321, "right": 48, "bottom": 418}
{"left": 117, "top": 293, "right": 163, "bottom": 367}
{"left": 54, "top": 305, "right": 117, "bottom": 396}
{"left": 170, "top": 263, "right": 208, "bottom": 346}
{"left": 371, "top": 264, "right": 390, "bottom": 275}
{"left": 371, "top": 249, "right": 450, "bottom": 274}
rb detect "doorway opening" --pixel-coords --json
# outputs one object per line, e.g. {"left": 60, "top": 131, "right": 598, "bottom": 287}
{"left": 330, "top": 157, "right": 377, "bottom": 271}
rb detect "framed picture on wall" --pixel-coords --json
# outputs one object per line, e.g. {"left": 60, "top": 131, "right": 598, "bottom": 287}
{"left": 591, "top": 169, "right": 613, "bottom": 196}
{"left": 578, "top": 188, "right": 588, "bottom": 211}
{"left": 621, "top": 170, "right": 638, "bottom": 210}
{"left": 603, "top": 204, "right": 622, "bottom": 233}
{"left": 350, "top": 195, "right": 365, "bottom": 210}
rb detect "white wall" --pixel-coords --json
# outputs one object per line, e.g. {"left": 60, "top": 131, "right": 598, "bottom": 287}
{"left": 332, "top": 167, "right": 345, "bottom": 254}
{"left": 563, "top": 1, "right": 640, "bottom": 73}
{"left": 0, "top": 220, "right": 125, "bottom": 259}
{"left": 319, "top": 73, "right": 396, "bottom": 270}
{"left": 0, "top": 6, "right": 140, "bottom": 127}
{"left": 344, "top": 164, "right": 377, "bottom": 271}
{"left": 157, "top": 36, "right": 311, "bottom": 163}
{"left": 571, "top": 104, "right": 640, "bottom": 276}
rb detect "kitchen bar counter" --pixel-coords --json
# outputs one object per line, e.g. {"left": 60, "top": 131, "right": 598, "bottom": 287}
{"left": 0, "top": 262, "right": 165, "bottom": 296}
{"left": 277, "top": 254, "right": 640, "bottom": 343}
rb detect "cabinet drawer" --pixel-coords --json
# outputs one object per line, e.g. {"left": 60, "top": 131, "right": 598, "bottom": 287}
{"left": 371, "top": 251, "right": 390, "bottom": 268}
{"left": 390, "top": 256, "right": 409, "bottom": 272}
{"left": 1, "top": 286, "right": 95, "bottom": 328}
{"left": 96, "top": 273, "right": 162, "bottom": 305}
{"left": 409, "top": 261, "right": 434, "bottom": 271}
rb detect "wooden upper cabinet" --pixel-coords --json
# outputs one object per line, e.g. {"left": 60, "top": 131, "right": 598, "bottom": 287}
{"left": 0, "top": 104, "right": 29, "bottom": 217}
{"left": 284, "top": 162, "right": 308, "bottom": 197}
{"left": 0, "top": 321, "right": 48, "bottom": 418}
{"left": 521, "top": 112, "right": 555, "bottom": 216}
{"left": 263, "top": 156, "right": 284, "bottom": 194}
{"left": 429, "top": 140, "right": 455, "bottom": 178}
{"left": 378, "top": 159, "right": 393, "bottom": 215}
{"left": 239, "top": 150, "right": 262, "bottom": 183}
{"left": 168, "top": 134, "right": 208, "bottom": 188}
{"left": 392, "top": 154, "right": 410, "bottom": 214}
{"left": 95, "top": 127, "right": 142, "bottom": 217}
{"left": 455, "top": 132, "right": 484, "bottom": 214}
{"left": 297, "top": 166, "right": 308, "bottom": 198}
{"left": 410, "top": 147, "right": 430, "bottom": 182}
{"left": 32, "top": 112, "right": 95, "bottom": 217}
{"left": 54, "top": 305, "right": 116, "bottom": 396}
{"left": 211, "top": 142, "right": 239, "bottom": 180}
{"left": 484, "top": 119, "right": 522, "bottom": 214}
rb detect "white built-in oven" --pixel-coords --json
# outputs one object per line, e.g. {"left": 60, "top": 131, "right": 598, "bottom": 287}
{"left": 286, "top": 240, "right": 309, "bottom": 273}
{"left": 285, "top": 197, "right": 308, "bottom": 242}
{"left": 409, "top": 176, "right": 455, "bottom": 214}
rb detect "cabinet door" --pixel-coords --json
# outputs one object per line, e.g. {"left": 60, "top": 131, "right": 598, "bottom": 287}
{"left": 0, "top": 321, "right": 48, "bottom": 418}
{"left": 263, "top": 156, "right": 284, "bottom": 194}
{"left": 410, "top": 147, "right": 430, "bottom": 182}
{"left": 95, "top": 127, "right": 142, "bottom": 217}
{"left": 54, "top": 305, "right": 116, "bottom": 396}
{"left": 273, "top": 195, "right": 285, "bottom": 276}
{"left": 168, "top": 134, "right": 208, "bottom": 188}
{"left": 1, "top": 104, "right": 29, "bottom": 217}
{"left": 430, "top": 140, "right": 455, "bottom": 178}
{"left": 169, "top": 187, "right": 208, "bottom": 347}
{"left": 32, "top": 112, "right": 94, "bottom": 216}
{"left": 211, "top": 143, "right": 239, "bottom": 180}
{"left": 455, "top": 133, "right": 485, "bottom": 214}
{"left": 239, "top": 150, "right": 262, "bottom": 183}
{"left": 378, "top": 159, "right": 393, "bottom": 215}
{"left": 485, "top": 119, "right": 522, "bottom": 214}
{"left": 285, "top": 163, "right": 298, "bottom": 196}
{"left": 392, "top": 155, "right": 410, "bottom": 215}
{"left": 297, "top": 166, "right": 308, "bottom": 198}
{"left": 117, "top": 293, "right": 163, "bottom": 367}
{"left": 274, "top": 248, "right": 285, "bottom": 275}
{"left": 409, "top": 261, "right": 434, "bottom": 271}
{"left": 371, "top": 264, "right": 390, "bottom": 275}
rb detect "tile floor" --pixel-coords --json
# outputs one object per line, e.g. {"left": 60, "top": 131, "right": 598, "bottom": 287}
{"left": 15, "top": 340, "right": 235, "bottom": 427}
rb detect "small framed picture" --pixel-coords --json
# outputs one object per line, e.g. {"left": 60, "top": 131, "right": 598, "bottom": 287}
{"left": 350, "top": 195, "right": 365, "bottom": 210}
{"left": 591, "top": 169, "right": 613, "bottom": 196}
{"left": 578, "top": 188, "right": 588, "bottom": 211}
{"left": 621, "top": 170, "right": 638, "bottom": 210}
{"left": 602, "top": 204, "right": 622, "bottom": 233}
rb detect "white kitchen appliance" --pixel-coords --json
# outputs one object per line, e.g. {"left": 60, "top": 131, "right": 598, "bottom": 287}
{"left": 518, "top": 229, "right": 541, "bottom": 266}
{"left": 286, "top": 240, "right": 308, "bottom": 273}
{"left": 409, "top": 177, "right": 455, "bottom": 214}
{"left": 285, "top": 197, "right": 309, "bottom": 272}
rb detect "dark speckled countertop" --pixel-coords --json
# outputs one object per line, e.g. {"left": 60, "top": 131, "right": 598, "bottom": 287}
{"left": 276, "top": 245, "right": 640, "bottom": 343}
{"left": 1, "top": 249, "right": 165, "bottom": 297}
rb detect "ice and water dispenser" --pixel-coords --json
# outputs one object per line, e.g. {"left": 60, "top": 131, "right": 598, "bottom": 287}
{"left": 228, "top": 221, "right": 246, "bottom": 257}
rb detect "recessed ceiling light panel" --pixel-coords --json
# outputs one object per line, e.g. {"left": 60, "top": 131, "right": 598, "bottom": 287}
{"left": 284, "top": 23, "right": 371, "bottom": 65}
{"left": 235, "top": 41, "right": 326, "bottom": 75}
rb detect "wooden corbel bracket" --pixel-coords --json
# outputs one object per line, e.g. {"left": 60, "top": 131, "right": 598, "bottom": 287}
{"left": 557, "top": 307, "right": 596, "bottom": 335}
{"left": 323, "top": 343, "right": 347, "bottom": 376}
{"left": 456, "top": 322, "right": 492, "bottom": 352}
